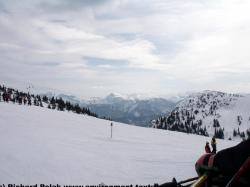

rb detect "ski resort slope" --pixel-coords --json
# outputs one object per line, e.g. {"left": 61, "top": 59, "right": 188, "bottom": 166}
{"left": 0, "top": 102, "right": 237, "bottom": 184}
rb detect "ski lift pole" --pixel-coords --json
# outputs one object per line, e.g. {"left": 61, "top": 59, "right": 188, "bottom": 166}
{"left": 110, "top": 122, "right": 113, "bottom": 139}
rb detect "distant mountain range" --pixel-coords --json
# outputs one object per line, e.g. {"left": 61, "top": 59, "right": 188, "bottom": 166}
{"left": 48, "top": 92, "right": 177, "bottom": 127}
{"left": 43, "top": 90, "right": 250, "bottom": 139}
{"left": 152, "top": 90, "right": 250, "bottom": 140}
{"left": 86, "top": 93, "right": 176, "bottom": 127}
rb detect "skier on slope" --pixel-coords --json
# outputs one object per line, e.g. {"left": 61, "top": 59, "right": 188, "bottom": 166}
{"left": 211, "top": 137, "right": 217, "bottom": 154}
{"left": 205, "top": 142, "right": 211, "bottom": 153}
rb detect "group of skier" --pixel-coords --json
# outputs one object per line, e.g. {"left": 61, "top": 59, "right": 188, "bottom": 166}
{"left": 205, "top": 137, "right": 217, "bottom": 154}
{"left": 160, "top": 138, "right": 250, "bottom": 187}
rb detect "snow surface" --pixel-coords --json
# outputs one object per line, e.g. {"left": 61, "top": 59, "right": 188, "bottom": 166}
{"left": 0, "top": 102, "right": 237, "bottom": 184}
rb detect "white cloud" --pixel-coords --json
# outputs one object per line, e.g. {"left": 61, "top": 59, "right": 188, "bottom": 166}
{"left": 1, "top": 0, "right": 250, "bottom": 97}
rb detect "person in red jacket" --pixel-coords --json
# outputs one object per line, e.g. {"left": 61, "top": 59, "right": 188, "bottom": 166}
{"left": 205, "top": 142, "right": 211, "bottom": 153}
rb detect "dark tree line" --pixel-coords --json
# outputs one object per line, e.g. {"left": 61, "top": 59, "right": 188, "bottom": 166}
{"left": 214, "top": 127, "right": 224, "bottom": 139}
{"left": 233, "top": 128, "right": 250, "bottom": 140}
{"left": 153, "top": 111, "right": 209, "bottom": 137}
{"left": 0, "top": 84, "right": 98, "bottom": 118}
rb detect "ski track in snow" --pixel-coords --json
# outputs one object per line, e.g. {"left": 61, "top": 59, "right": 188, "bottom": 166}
{"left": 0, "top": 102, "right": 237, "bottom": 184}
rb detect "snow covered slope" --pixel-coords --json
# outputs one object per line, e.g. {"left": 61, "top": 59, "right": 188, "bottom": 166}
{"left": 0, "top": 102, "right": 236, "bottom": 184}
{"left": 153, "top": 91, "right": 250, "bottom": 140}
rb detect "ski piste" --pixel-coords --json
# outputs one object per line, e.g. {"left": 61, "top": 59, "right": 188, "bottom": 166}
{"left": 1, "top": 92, "right": 249, "bottom": 186}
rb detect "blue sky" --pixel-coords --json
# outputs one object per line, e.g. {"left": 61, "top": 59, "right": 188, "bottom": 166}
{"left": 1, "top": 0, "right": 250, "bottom": 98}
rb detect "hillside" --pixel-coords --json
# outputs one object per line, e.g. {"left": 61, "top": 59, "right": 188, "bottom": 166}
{"left": 0, "top": 85, "right": 98, "bottom": 118}
{"left": 42, "top": 92, "right": 176, "bottom": 127}
{"left": 152, "top": 91, "right": 250, "bottom": 140}
{"left": 0, "top": 101, "right": 236, "bottom": 184}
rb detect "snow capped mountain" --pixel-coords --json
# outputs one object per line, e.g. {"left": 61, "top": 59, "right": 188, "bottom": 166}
{"left": 153, "top": 90, "right": 250, "bottom": 140}
{"left": 86, "top": 93, "right": 176, "bottom": 127}
{"left": 102, "top": 93, "right": 126, "bottom": 104}
{"left": 31, "top": 90, "right": 177, "bottom": 127}
{"left": 36, "top": 91, "right": 177, "bottom": 127}
{"left": 88, "top": 92, "right": 166, "bottom": 104}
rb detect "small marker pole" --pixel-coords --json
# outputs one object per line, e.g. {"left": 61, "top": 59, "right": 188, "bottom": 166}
{"left": 110, "top": 122, "right": 113, "bottom": 139}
